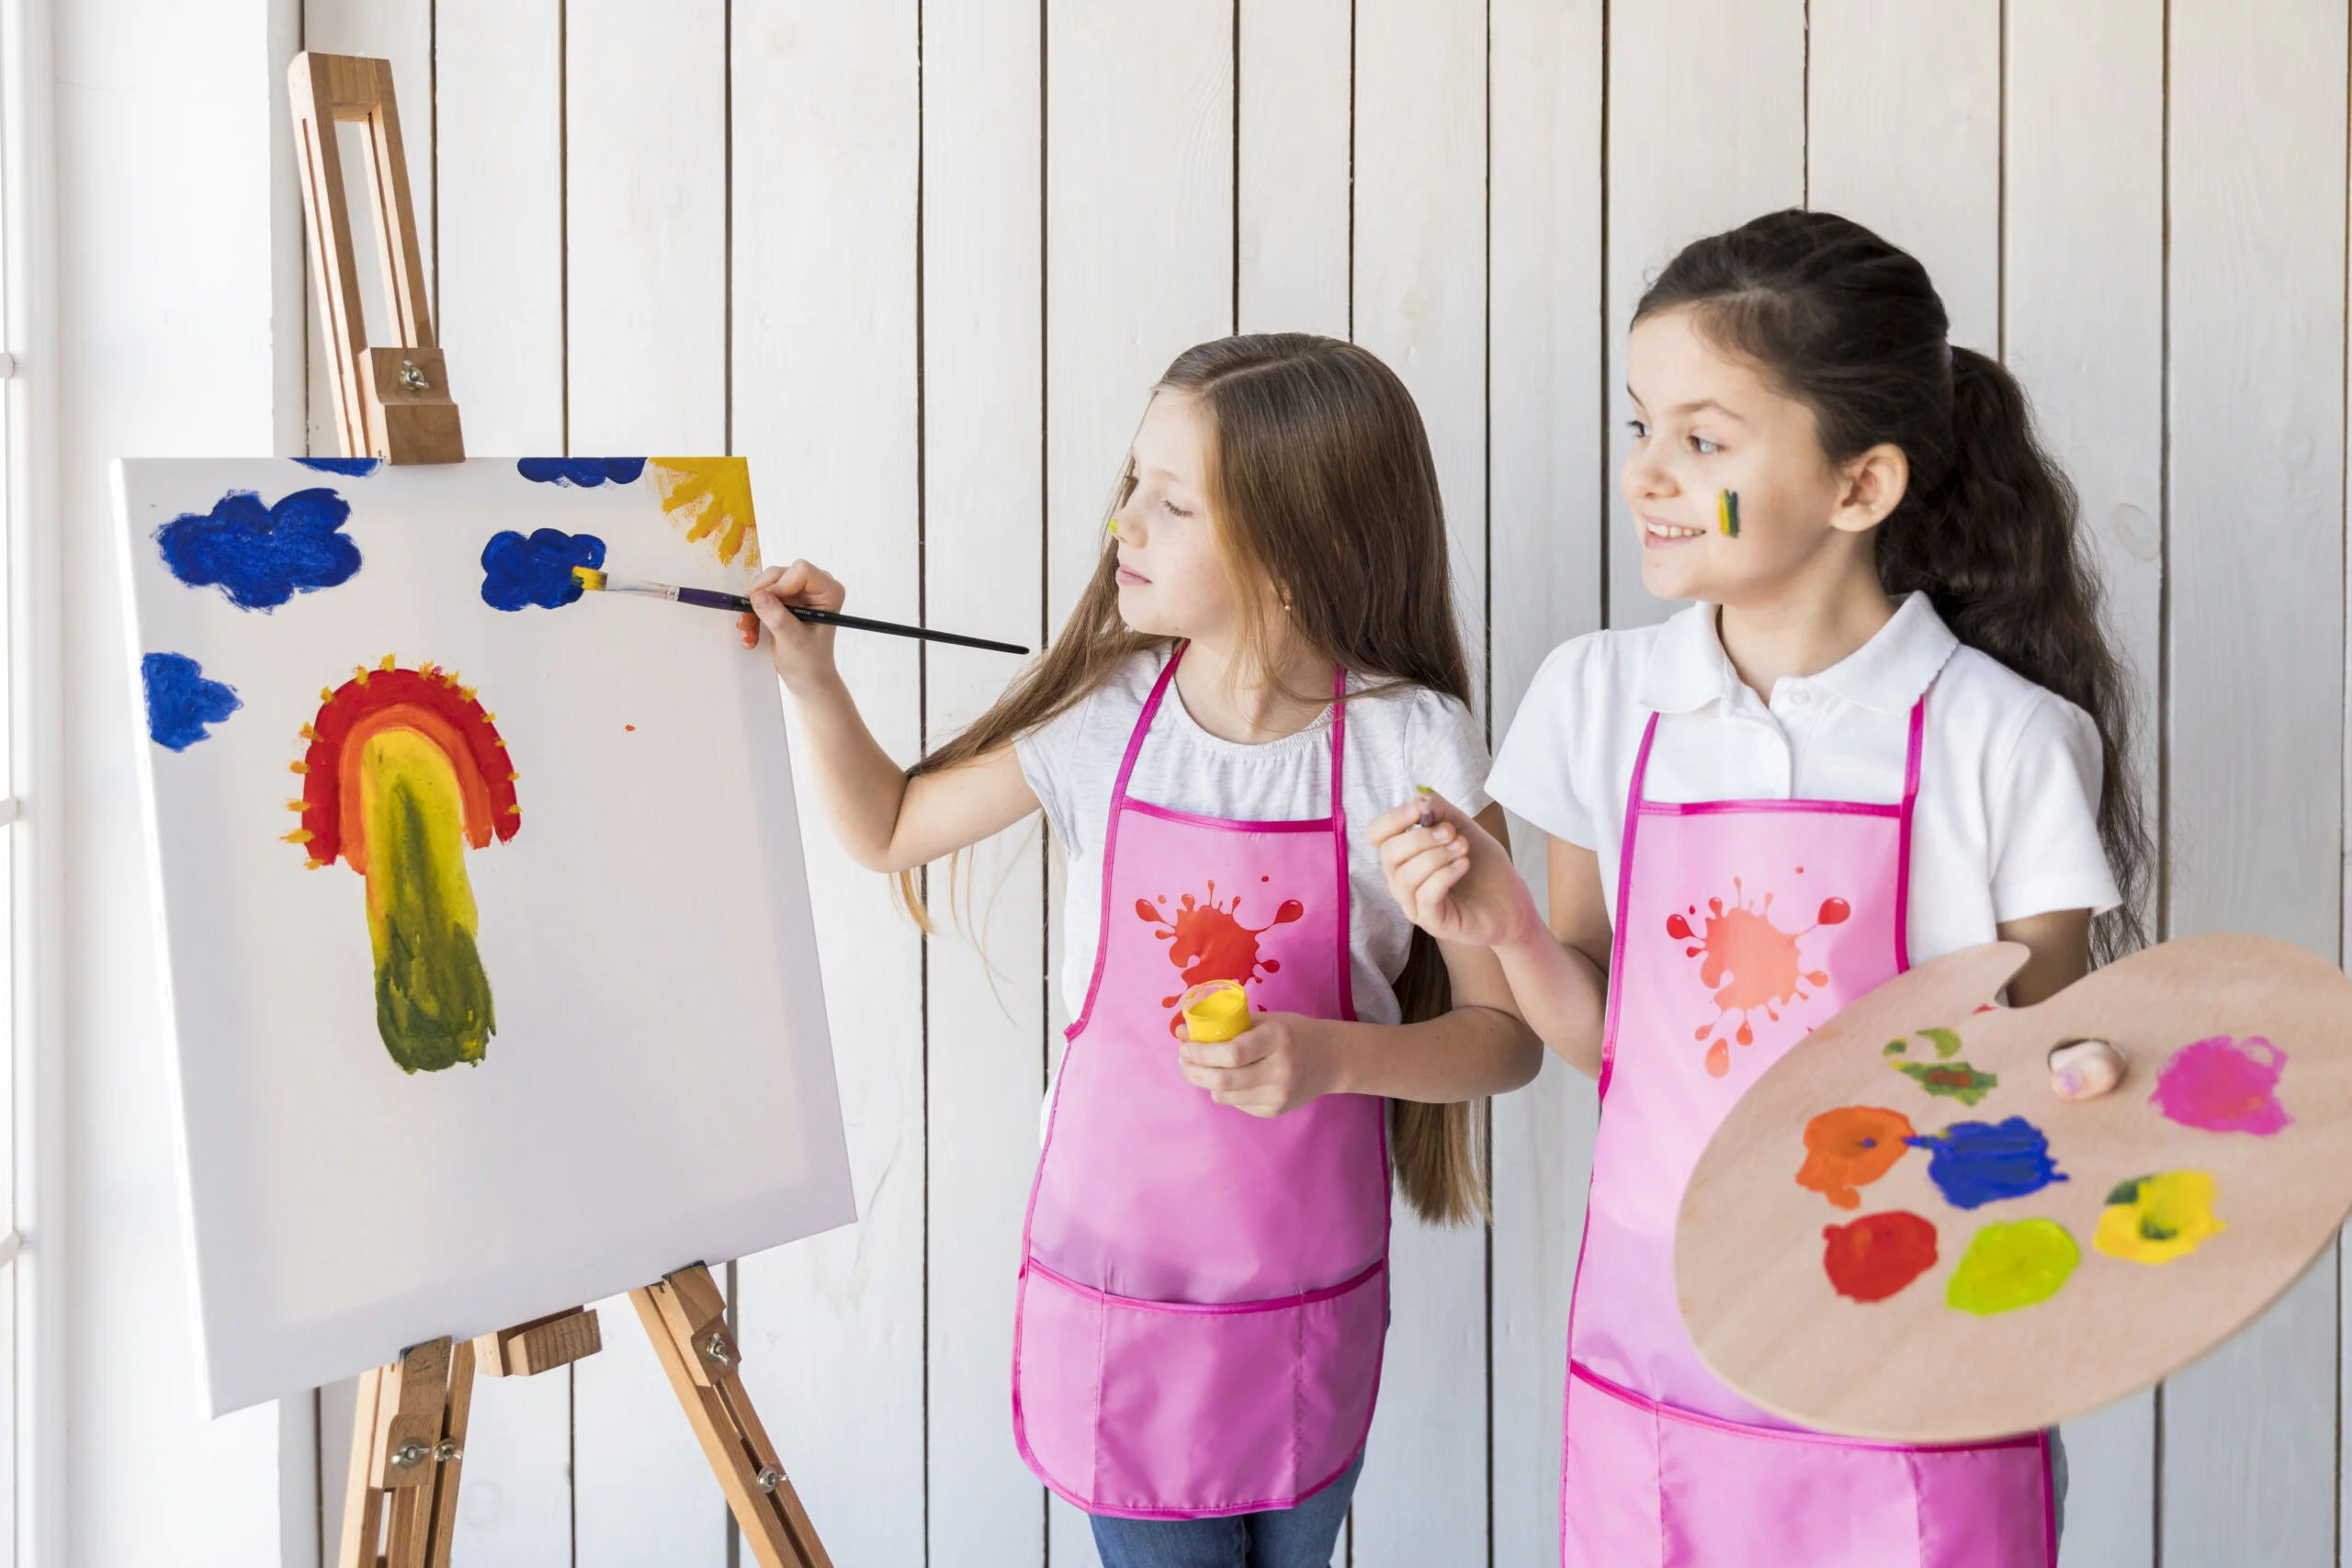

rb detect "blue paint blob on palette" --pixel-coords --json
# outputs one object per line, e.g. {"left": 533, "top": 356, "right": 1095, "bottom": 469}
{"left": 1905, "top": 1116, "right": 2069, "bottom": 1210}
{"left": 292, "top": 457, "right": 382, "bottom": 476}
{"left": 480, "top": 528, "right": 607, "bottom": 611}
{"left": 141, "top": 651, "right": 242, "bottom": 750}
{"left": 154, "top": 488, "right": 363, "bottom": 611}
{"left": 516, "top": 457, "right": 645, "bottom": 488}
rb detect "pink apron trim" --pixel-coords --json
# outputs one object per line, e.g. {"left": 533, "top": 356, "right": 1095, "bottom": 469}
{"left": 1894, "top": 694, "right": 1927, "bottom": 973}
{"left": 1569, "top": 1362, "right": 2043, "bottom": 1455}
{"left": 1025, "top": 1255, "right": 1386, "bottom": 1316}
{"left": 1063, "top": 648, "right": 1186, "bottom": 1041}
{"left": 1593, "top": 712, "right": 1661, "bottom": 1102}
{"left": 1641, "top": 798, "right": 1902, "bottom": 818}
{"left": 1125, "top": 799, "right": 1337, "bottom": 834}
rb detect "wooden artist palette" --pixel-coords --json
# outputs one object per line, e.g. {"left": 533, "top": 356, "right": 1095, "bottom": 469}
{"left": 1677, "top": 933, "right": 2352, "bottom": 1444}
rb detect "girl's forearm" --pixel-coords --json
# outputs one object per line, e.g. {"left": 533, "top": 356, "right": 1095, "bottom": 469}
{"left": 779, "top": 670, "right": 913, "bottom": 870}
{"left": 1494, "top": 910, "right": 1610, "bottom": 1078}
{"left": 1324, "top": 1006, "right": 1544, "bottom": 1103}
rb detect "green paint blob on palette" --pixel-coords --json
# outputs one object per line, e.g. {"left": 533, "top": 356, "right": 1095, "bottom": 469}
{"left": 1883, "top": 1032, "right": 1998, "bottom": 1104}
{"left": 1947, "top": 1218, "right": 2079, "bottom": 1315}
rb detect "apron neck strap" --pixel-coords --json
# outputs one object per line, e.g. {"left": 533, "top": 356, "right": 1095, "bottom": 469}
{"left": 1108, "top": 642, "right": 1351, "bottom": 823}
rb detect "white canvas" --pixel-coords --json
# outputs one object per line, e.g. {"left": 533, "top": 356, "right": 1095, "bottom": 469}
{"left": 111, "top": 456, "right": 853, "bottom": 1416}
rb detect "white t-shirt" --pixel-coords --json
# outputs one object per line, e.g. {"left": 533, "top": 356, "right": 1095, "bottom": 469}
{"left": 1486, "top": 592, "right": 2120, "bottom": 962}
{"left": 1016, "top": 646, "right": 1493, "bottom": 1028}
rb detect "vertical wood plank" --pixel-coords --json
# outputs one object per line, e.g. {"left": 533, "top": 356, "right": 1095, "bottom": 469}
{"left": 559, "top": 6, "right": 733, "bottom": 1564}
{"left": 2004, "top": 4, "right": 2165, "bottom": 1562}
{"left": 299, "top": 0, "right": 434, "bottom": 459}
{"left": 1042, "top": 0, "right": 1233, "bottom": 629}
{"left": 1488, "top": 0, "right": 1604, "bottom": 1558}
{"left": 1236, "top": 0, "right": 1351, "bottom": 338}
{"left": 731, "top": 6, "right": 929, "bottom": 1567}
{"left": 429, "top": 13, "right": 574, "bottom": 1553}
{"left": 1350, "top": 2, "right": 1488, "bottom": 1559}
{"left": 566, "top": 0, "right": 729, "bottom": 454}
{"left": 1604, "top": 0, "right": 1805, "bottom": 628}
{"left": 1804, "top": 0, "right": 2001, "bottom": 349}
{"left": 922, "top": 0, "right": 1051, "bottom": 1562}
{"left": 2164, "top": 0, "right": 2346, "bottom": 1562}
{"left": 435, "top": 0, "right": 563, "bottom": 455}
{"left": 1044, "top": 9, "right": 1232, "bottom": 1559}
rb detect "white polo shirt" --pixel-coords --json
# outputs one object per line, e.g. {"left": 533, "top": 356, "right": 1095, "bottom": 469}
{"left": 1487, "top": 592, "right": 2120, "bottom": 964}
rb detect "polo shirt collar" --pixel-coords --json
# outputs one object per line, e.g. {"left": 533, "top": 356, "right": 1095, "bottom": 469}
{"left": 1636, "top": 591, "right": 1959, "bottom": 716}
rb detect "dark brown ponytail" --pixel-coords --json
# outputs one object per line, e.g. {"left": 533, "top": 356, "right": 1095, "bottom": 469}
{"left": 1636, "top": 209, "right": 2152, "bottom": 961}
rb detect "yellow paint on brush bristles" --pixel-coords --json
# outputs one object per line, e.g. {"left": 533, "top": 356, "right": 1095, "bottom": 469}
{"left": 572, "top": 565, "right": 607, "bottom": 592}
{"left": 1717, "top": 489, "right": 1740, "bottom": 537}
{"left": 1180, "top": 979, "right": 1253, "bottom": 1043}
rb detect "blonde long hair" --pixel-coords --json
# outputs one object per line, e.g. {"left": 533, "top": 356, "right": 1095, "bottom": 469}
{"left": 905, "top": 333, "right": 1487, "bottom": 1225}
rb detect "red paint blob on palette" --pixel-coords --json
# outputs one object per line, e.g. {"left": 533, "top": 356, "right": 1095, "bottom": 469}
{"left": 1822, "top": 1212, "right": 1940, "bottom": 1303}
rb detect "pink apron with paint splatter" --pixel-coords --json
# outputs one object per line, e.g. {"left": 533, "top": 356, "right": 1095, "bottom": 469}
{"left": 1013, "top": 647, "right": 1390, "bottom": 1518}
{"left": 1562, "top": 694, "right": 2057, "bottom": 1567}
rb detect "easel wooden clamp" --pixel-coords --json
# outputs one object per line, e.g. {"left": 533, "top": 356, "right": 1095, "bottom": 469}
{"left": 289, "top": 50, "right": 832, "bottom": 1568}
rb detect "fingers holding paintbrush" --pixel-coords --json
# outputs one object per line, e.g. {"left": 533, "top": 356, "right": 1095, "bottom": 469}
{"left": 743, "top": 561, "right": 845, "bottom": 692}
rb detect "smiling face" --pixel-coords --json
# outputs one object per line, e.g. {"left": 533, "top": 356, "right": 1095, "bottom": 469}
{"left": 1109, "top": 390, "right": 1255, "bottom": 643}
{"left": 1622, "top": 305, "right": 1905, "bottom": 609}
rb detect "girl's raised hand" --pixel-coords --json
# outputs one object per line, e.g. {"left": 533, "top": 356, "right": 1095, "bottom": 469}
{"left": 1369, "top": 791, "right": 1534, "bottom": 950}
{"left": 739, "top": 559, "right": 844, "bottom": 694}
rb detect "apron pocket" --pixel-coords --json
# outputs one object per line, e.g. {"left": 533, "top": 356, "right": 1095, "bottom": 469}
{"left": 1565, "top": 1363, "right": 2052, "bottom": 1568}
{"left": 1016, "top": 1257, "right": 1385, "bottom": 1518}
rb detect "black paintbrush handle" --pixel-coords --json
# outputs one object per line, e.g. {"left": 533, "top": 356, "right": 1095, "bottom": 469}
{"left": 673, "top": 585, "right": 1030, "bottom": 656}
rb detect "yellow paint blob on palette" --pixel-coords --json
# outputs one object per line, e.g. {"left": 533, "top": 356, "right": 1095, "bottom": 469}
{"left": 1676, "top": 933, "right": 2352, "bottom": 1444}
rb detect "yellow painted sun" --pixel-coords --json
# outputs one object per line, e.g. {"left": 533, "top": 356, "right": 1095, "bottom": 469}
{"left": 647, "top": 457, "right": 759, "bottom": 570}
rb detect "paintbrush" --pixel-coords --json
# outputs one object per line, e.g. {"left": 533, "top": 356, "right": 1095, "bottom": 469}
{"left": 571, "top": 568, "right": 1030, "bottom": 656}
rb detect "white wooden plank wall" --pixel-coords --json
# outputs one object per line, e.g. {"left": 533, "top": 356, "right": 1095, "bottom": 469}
{"left": 284, "top": 5, "right": 2352, "bottom": 1565}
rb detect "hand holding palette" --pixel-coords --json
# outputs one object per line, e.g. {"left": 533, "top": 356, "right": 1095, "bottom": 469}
{"left": 1676, "top": 933, "right": 2352, "bottom": 1444}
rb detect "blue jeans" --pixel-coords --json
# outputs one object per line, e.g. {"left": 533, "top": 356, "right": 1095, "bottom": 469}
{"left": 1089, "top": 1450, "right": 1366, "bottom": 1568}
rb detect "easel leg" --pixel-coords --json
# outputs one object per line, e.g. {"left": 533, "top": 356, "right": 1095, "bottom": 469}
{"left": 337, "top": 1337, "right": 474, "bottom": 1568}
{"left": 634, "top": 1266, "right": 833, "bottom": 1568}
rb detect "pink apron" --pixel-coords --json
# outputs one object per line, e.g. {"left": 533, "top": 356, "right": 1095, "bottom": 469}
{"left": 1013, "top": 646, "right": 1391, "bottom": 1518}
{"left": 1561, "top": 693, "right": 2056, "bottom": 1567}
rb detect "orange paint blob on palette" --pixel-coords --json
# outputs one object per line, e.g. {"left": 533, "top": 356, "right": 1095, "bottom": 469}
{"left": 1794, "top": 1105, "right": 1915, "bottom": 1210}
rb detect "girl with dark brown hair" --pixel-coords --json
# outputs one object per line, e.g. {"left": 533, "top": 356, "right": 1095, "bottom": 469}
{"left": 741, "top": 333, "right": 1539, "bottom": 1565}
{"left": 1376, "top": 209, "right": 2148, "bottom": 1565}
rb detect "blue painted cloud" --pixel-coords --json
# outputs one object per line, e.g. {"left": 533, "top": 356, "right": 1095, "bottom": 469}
{"left": 142, "top": 652, "right": 243, "bottom": 750}
{"left": 481, "top": 527, "right": 608, "bottom": 610}
{"left": 292, "top": 456, "right": 382, "bottom": 476}
{"left": 154, "top": 488, "right": 363, "bottom": 611}
{"left": 516, "top": 457, "right": 646, "bottom": 488}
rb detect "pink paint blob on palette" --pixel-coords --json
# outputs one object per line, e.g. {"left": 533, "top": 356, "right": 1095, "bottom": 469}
{"left": 2151, "top": 1034, "right": 2292, "bottom": 1135}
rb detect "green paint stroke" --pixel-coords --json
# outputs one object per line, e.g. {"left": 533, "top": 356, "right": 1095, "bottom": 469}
{"left": 1891, "top": 1059, "right": 1999, "bottom": 1105}
{"left": 364, "top": 731, "right": 495, "bottom": 1073}
{"left": 1920, "top": 1027, "right": 1962, "bottom": 1059}
{"left": 1948, "top": 1218, "right": 2078, "bottom": 1316}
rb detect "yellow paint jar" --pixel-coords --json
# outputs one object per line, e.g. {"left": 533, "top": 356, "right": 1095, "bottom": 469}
{"left": 1180, "top": 980, "right": 1254, "bottom": 1043}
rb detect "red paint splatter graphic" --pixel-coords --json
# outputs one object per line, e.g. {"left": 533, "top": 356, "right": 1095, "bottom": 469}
{"left": 1667, "top": 881, "right": 1850, "bottom": 1077}
{"left": 1822, "top": 1211, "right": 1939, "bottom": 1303}
{"left": 1136, "top": 881, "right": 1304, "bottom": 1033}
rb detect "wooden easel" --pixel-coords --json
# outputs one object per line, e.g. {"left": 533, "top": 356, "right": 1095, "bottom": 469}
{"left": 290, "top": 51, "right": 832, "bottom": 1568}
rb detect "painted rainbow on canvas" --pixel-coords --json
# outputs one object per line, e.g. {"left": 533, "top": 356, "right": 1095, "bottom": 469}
{"left": 287, "top": 655, "right": 520, "bottom": 1073}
